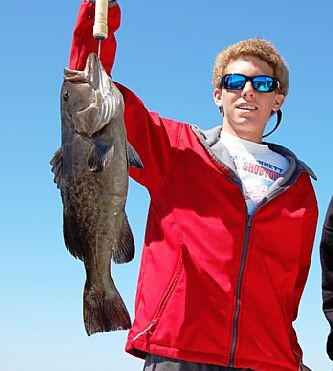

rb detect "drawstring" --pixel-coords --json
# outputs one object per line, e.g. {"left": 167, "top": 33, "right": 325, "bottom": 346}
{"left": 262, "top": 109, "right": 282, "bottom": 138}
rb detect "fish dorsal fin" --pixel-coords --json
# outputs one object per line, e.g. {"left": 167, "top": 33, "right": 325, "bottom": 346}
{"left": 50, "top": 148, "right": 63, "bottom": 189}
{"left": 112, "top": 212, "right": 135, "bottom": 264}
{"left": 127, "top": 142, "right": 143, "bottom": 169}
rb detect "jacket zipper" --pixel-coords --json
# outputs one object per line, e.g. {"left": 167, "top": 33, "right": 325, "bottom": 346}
{"left": 227, "top": 177, "right": 301, "bottom": 367}
{"left": 229, "top": 215, "right": 252, "bottom": 367}
{"left": 132, "top": 320, "right": 157, "bottom": 341}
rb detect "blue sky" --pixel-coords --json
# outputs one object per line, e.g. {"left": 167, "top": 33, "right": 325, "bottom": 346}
{"left": 1, "top": 0, "right": 332, "bottom": 370}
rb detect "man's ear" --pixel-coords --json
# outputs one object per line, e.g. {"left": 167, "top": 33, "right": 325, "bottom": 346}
{"left": 213, "top": 88, "right": 223, "bottom": 109}
{"left": 272, "top": 93, "right": 285, "bottom": 112}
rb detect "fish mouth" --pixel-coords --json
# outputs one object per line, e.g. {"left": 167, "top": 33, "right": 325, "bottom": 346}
{"left": 63, "top": 53, "right": 123, "bottom": 138}
{"left": 64, "top": 53, "right": 104, "bottom": 90}
{"left": 86, "top": 53, "right": 104, "bottom": 91}
{"left": 64, "top": 53, "right": 111, "bottom": 126}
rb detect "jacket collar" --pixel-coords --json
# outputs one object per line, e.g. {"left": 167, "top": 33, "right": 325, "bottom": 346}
{"left": 191, "top": 124, "right": 317, "bottom": 181}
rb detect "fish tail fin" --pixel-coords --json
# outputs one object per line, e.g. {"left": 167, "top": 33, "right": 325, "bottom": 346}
{"left": 112, "top": 213, "right": 135, "bottom": 264}
{"left": 83, "top": 278, "right": 131, "bottom": 336}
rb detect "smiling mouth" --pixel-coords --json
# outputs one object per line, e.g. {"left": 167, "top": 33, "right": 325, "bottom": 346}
{"left": 238, "top": 105, "right": 257, "bottom": 111}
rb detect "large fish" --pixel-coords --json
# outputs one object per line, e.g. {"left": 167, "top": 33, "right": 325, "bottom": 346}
{"left": 50, "top": 53, "right": 143, "bottom": 335}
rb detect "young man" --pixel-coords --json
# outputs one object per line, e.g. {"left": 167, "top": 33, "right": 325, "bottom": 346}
{"left": 68, "top": 1, "right": 318, "bottom": 370}
{"left": 320, "top": 197, "right": 333, "bottom": 361}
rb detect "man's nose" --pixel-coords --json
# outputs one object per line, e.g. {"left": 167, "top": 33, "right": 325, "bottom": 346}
{"left": 241, "top": 81, "right": 255, "bottom": 96}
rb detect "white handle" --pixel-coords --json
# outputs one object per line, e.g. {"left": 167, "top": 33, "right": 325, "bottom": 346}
{"left": 93, "top": 0, "right": 108, "bottom": 40}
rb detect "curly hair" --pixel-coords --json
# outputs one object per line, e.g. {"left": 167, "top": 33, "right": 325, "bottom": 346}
{"left": 212, "top": 38, "right": 289, "bottom": 96}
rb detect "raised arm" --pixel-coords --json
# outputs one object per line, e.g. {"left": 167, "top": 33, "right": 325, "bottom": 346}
{"left": 67, "top": 1, "right": 187, "bottom": 193}
{"left": 69, "top": 0, "right": 120, "bottom": 75}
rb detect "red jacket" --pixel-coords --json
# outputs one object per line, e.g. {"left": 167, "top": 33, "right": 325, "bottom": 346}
{"left": 69, "top": 3, "right": 318, "bottom": 371}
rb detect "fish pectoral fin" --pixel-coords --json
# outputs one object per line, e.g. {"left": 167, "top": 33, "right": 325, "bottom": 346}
{"left": 112, "top": 213, "right": 135, "bottom": 264}
{"left": 50, "top": 148, "right": 64, "bottom": 189}
{"left": 127, "top": 142, "right": 143, "bottom": 169}
{"left": 88, "top": 141, "right": 114, "bottom": 172}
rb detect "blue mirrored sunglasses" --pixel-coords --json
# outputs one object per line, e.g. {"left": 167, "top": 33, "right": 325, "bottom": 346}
{"left": 220, "top": 73, "right": 280, "bottom": 93}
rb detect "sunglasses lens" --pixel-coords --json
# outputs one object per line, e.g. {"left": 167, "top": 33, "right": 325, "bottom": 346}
{"left": 252, "top": 76, "right": 276, "bottom": 92}
{"left": 221, "top": 74, "right": 279, "bottom": 92}
{"left": 223, "top": 74, "right": 246, "bottom": 90}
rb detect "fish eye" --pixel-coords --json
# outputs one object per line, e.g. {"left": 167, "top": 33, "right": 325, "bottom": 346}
{"left": 63, "top": 90, "right": 69, "bottom": 101}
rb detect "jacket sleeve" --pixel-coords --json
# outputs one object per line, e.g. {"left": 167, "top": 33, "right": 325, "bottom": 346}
{"left": 69, "top": 0, "right": 121, "bottom": 75}
{"left": 116, "top": 83, "right": 184, "bottom": 193}
{"left": 320, "top": 196, "right": 333, "bottom": 360}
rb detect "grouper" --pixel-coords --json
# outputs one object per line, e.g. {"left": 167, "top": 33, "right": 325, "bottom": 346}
{"left": 50, "top": 53, "right": 143, "bottom": 335}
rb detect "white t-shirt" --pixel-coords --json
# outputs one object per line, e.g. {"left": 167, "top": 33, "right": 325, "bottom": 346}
{"left": 220, "top": 131, "right": 289, "bottom": 215}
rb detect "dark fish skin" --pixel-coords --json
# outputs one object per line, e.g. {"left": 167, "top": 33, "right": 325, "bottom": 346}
{"left": 50, "top": 53, "right": 143, "bottom": 335}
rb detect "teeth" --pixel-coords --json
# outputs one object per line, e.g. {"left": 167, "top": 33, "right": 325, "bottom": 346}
{"left": 239, "top": 105, "right": 256, "bottom": 110}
